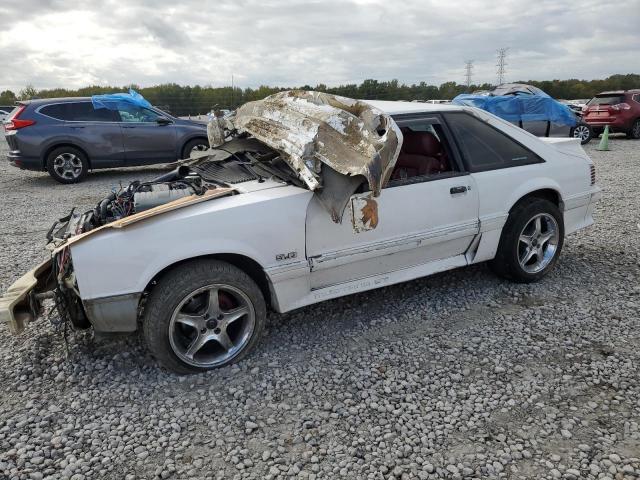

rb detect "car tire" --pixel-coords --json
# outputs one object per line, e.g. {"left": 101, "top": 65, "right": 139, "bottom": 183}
{"left": 489, "top": 198, "right": 564, "bottom": 283}
{"left": 570, "top": 123, "right": 592, "bottom": 144}
{"left": 181, "top": 138, "right": 209, "bottom": 159}
{"left": 46, "top": 146, "right": 89, "bottom": 184}
{"left": 142, "top": 259, "right": 266, "bottom": 374}
{"left": 627, "top": 119, "right": 640, "bottom": 139}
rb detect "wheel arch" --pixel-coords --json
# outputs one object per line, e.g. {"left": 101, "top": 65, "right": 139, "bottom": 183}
{"left": 180, "top": 135, "right": 209, "bottom": 159}
{"left": 142, "top": 253, "right": 273, "bottom": 310}
{"left": 509, "top": 187, "right": 563, "bottom": 213}
{"left": 42, "top": 143, "right": 91, "bottom": 170}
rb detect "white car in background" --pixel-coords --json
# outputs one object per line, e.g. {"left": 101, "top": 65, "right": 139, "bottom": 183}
{"left": 0, "top": 106, "right": 13, "bottom": 122}
{"left": 1, "top": 91, "right": 601, "bottom": 374}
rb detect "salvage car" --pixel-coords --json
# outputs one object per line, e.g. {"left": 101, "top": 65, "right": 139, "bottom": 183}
{"left": 0, "top": 91, "right": 601, "bottom": 373}
{"left": 3, "top": 92, "right": 209, "bottom": 184}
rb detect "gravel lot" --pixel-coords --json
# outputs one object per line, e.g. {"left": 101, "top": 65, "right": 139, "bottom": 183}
{"left": 0, "top": 137, "right": 639, "bottom": 480}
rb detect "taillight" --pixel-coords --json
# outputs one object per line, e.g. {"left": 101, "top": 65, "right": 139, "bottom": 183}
{"left": 3, "top": 105, "right": 36, "bottom": 131}
{"left": 610, "top": 103, "right": 631, "bottom": 111}
{"left": 590, "top": 164, "right": 596, "bottom": 186}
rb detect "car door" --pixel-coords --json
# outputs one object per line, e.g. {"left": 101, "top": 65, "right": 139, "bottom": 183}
{"left": 442, "top": 111, "right": 547, "bottom": 262}
{"left": 305, "top": 115, "right": 480, "bottom": 290}
{"left": 47, "top": 101, "right": 125, "bottom": 167}
{"left": 115, "top": 104, "right": 177, "bottom": 164}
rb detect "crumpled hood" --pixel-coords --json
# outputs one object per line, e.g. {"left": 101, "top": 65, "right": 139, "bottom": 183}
{"left": 232, "top": 91, "right": 402, "bottom": 202}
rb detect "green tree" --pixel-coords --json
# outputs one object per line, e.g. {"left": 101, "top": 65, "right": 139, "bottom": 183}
{"left": 18, "top": 85, "right": 38, "bottom": 100}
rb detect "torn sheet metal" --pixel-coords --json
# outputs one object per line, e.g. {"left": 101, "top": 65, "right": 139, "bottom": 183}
{"left": 233, "top": 91, "right": 402, "bottom": 219}
{"left": 207, "top": 109, "right": 233, "bottom": 148}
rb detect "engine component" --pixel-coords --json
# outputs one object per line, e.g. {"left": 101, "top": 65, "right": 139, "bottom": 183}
{"left": 134, "top": 184, "right": 195, "bottom": 212}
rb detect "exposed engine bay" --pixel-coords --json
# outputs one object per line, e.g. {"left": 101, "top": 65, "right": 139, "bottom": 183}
{"left": 44, "top": 137, "right": 305, "bottom": 331}
{"left": 46, "top": 137, "right": 302, "bottom": 244}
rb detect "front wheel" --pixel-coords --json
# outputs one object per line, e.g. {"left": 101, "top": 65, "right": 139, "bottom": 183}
{"left": 571, "top": 123, "right": 592, "bottom": 144}
{"left": 489, "top": 198, "right": 564, "bottom": 283}
{"left": 182, "top": 138, "right": 210, "bottom": 159}
{"left": 143, "top": 260, "right": 266, "bottom": 374}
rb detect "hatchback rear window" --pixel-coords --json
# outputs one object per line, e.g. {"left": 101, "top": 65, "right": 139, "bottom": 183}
{"left": 587, "top": 95, "right": 624, "bottom": 106}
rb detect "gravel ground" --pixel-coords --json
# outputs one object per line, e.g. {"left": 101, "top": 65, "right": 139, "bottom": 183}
{"left": 0, "top": 137, "right": 639, "bottom": 480}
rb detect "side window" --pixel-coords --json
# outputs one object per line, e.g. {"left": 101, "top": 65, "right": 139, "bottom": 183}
{"left": 386, "top": 120, "right": 458, "bottom": 186}
{"left": 444, "top": 112, "right": 542, "bottom": 172}
{"left": 633, "top": 94, "right": 640, "bottom": 104}
{"left": 117, "top": 105, "right": 161, "bottom": 123}
{"left": 39, "top": 103, "right": 69, "bottom": 120}
{"left": 65, "top": 102, "right": 116, "bottom": 122}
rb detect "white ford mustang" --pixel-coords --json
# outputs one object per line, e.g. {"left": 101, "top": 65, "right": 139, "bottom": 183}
{"left": 1, "top": 91, "right": 601, "bottom": 373}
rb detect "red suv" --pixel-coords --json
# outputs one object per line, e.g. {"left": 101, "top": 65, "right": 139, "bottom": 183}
{"left": 583, "top": 90, "right": 640, "bottom": 139}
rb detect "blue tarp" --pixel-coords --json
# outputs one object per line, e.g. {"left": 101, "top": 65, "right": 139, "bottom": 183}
{"left": 452, "top": 93, "right": 577, "bottom": 127}
{"left": 91, "top": 89, "right": 152, "bottom": 111}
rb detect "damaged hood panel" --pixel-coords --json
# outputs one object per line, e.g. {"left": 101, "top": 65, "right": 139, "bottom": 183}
{"left": 233, "top": 91, "right": 402, "bottom": 201}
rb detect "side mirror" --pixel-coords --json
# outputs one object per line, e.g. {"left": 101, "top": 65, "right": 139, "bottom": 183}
{"left": 156, "top": 117, "right": 172, "bottom": 126}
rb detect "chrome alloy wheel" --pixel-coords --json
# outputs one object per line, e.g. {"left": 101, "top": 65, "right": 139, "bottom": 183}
{"left": 572, "top": 125, "right": 591, "bottom": 142}
{"left": 169, "top": 284, "right": 255, "bottom": 368}
{"left": 518, "top": 213, "right": 560, "bottom": 274}
{"left": 53, "top": 153, "right": 83, "bottom": 180}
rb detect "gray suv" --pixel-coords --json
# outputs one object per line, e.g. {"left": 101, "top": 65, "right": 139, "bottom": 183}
{"left": 3, "top": 97, "right": 210, "bottom": 183}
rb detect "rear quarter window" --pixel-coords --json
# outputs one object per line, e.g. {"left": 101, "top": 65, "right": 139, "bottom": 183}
{"left": 444, "top": 112, "right": 543, "bottom": 172}
{"left": 39, "top": 103, "right": 68, "bottom": 120}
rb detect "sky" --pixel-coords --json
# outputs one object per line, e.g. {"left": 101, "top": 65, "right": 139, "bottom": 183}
{"left": 0, "top": 0, "right": 638, "bottom": 93}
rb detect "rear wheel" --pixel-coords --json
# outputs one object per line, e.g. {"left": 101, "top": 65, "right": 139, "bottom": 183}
{"left": 489, "top": 198, "right": 564, "bottom": 283}
{"left": 143, "top": 260, "right": 266, "bottom": 374}
{"left": 46, "top": 146, "right": 88, "bottom": 184}
{"left": 627, "top": 119, "right": 640, "bottom": 139}
{"left": 570, "top": 123, "right": 592, "bottom": 144}
{"left": 182, "top": 138, "right": 209, "bottom": 159}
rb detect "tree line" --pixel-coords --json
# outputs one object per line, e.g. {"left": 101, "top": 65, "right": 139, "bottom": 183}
{"left": 1, "top": 74, "right": 638, "bottom": 116}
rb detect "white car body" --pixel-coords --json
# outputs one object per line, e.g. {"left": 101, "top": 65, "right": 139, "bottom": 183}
{"left": 0, "top": 109, "right": 12, "bottom": 122}
{"left": 58, "top": 101, "right": 601, "bottom": 333}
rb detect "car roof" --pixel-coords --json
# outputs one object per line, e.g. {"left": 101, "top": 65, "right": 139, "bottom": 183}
{"left": 597, "top": 90, "right": 640, "bottom": 95}
{"left": 20, "top": 97, "right": 92, "bottom": 106}
{"left": 362, "top": 100, "right": 464, "bottom": 115}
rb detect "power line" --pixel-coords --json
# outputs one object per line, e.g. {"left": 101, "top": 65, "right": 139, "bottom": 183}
{"left": 464, "top": 60, "right": 474, "bottom": 88}
{"left": 496, "top": 48, "right": 509, "bottom": 86}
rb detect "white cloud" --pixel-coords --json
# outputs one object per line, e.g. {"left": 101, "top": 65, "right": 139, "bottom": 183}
{"left": 0, "top": 0, "right": 638, "bottom": 92}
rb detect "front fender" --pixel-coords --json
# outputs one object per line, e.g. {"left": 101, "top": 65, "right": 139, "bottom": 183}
{"left": 69, "top": 186, "right": 312, "bottom": 301}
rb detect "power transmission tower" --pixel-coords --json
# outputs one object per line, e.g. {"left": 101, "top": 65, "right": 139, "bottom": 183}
{"left": 464, "top": 60, "right": 474, "bottom": 89}
{"left": 496, "top": 48, "right": 509, "bottom": 85}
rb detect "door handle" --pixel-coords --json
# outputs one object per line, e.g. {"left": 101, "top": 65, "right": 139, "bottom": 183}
{"left": 122, "top": 126, "right": 136, "bottom": 129}
{"left": 70, "top": 126, "right": 85, "bottom": 129}
{"left": 450, "top": 186, "right": 467, "bottom": 195}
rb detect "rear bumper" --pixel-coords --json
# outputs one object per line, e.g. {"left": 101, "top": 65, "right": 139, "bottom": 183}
{"left": 0, "top": 260, "right": 53, "bottom": 334}
{"left": 583, "top": 116, "right": 629, "bottom": 130}
{"left": 7, "top": 151, "right": 43, "bottom": 170}
{"left": 564, "top": 188, "right": 602, "bottom": 235}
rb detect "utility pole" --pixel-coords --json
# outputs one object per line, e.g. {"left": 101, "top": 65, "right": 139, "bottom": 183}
{"left": 496, "top": 48, "right": 509, "bottom": 86}
{"left": 231, "top": 74, "right": 234, "bottom": 108}
{"left": 464, "top": 60, "right": 474, "bottom": 89}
